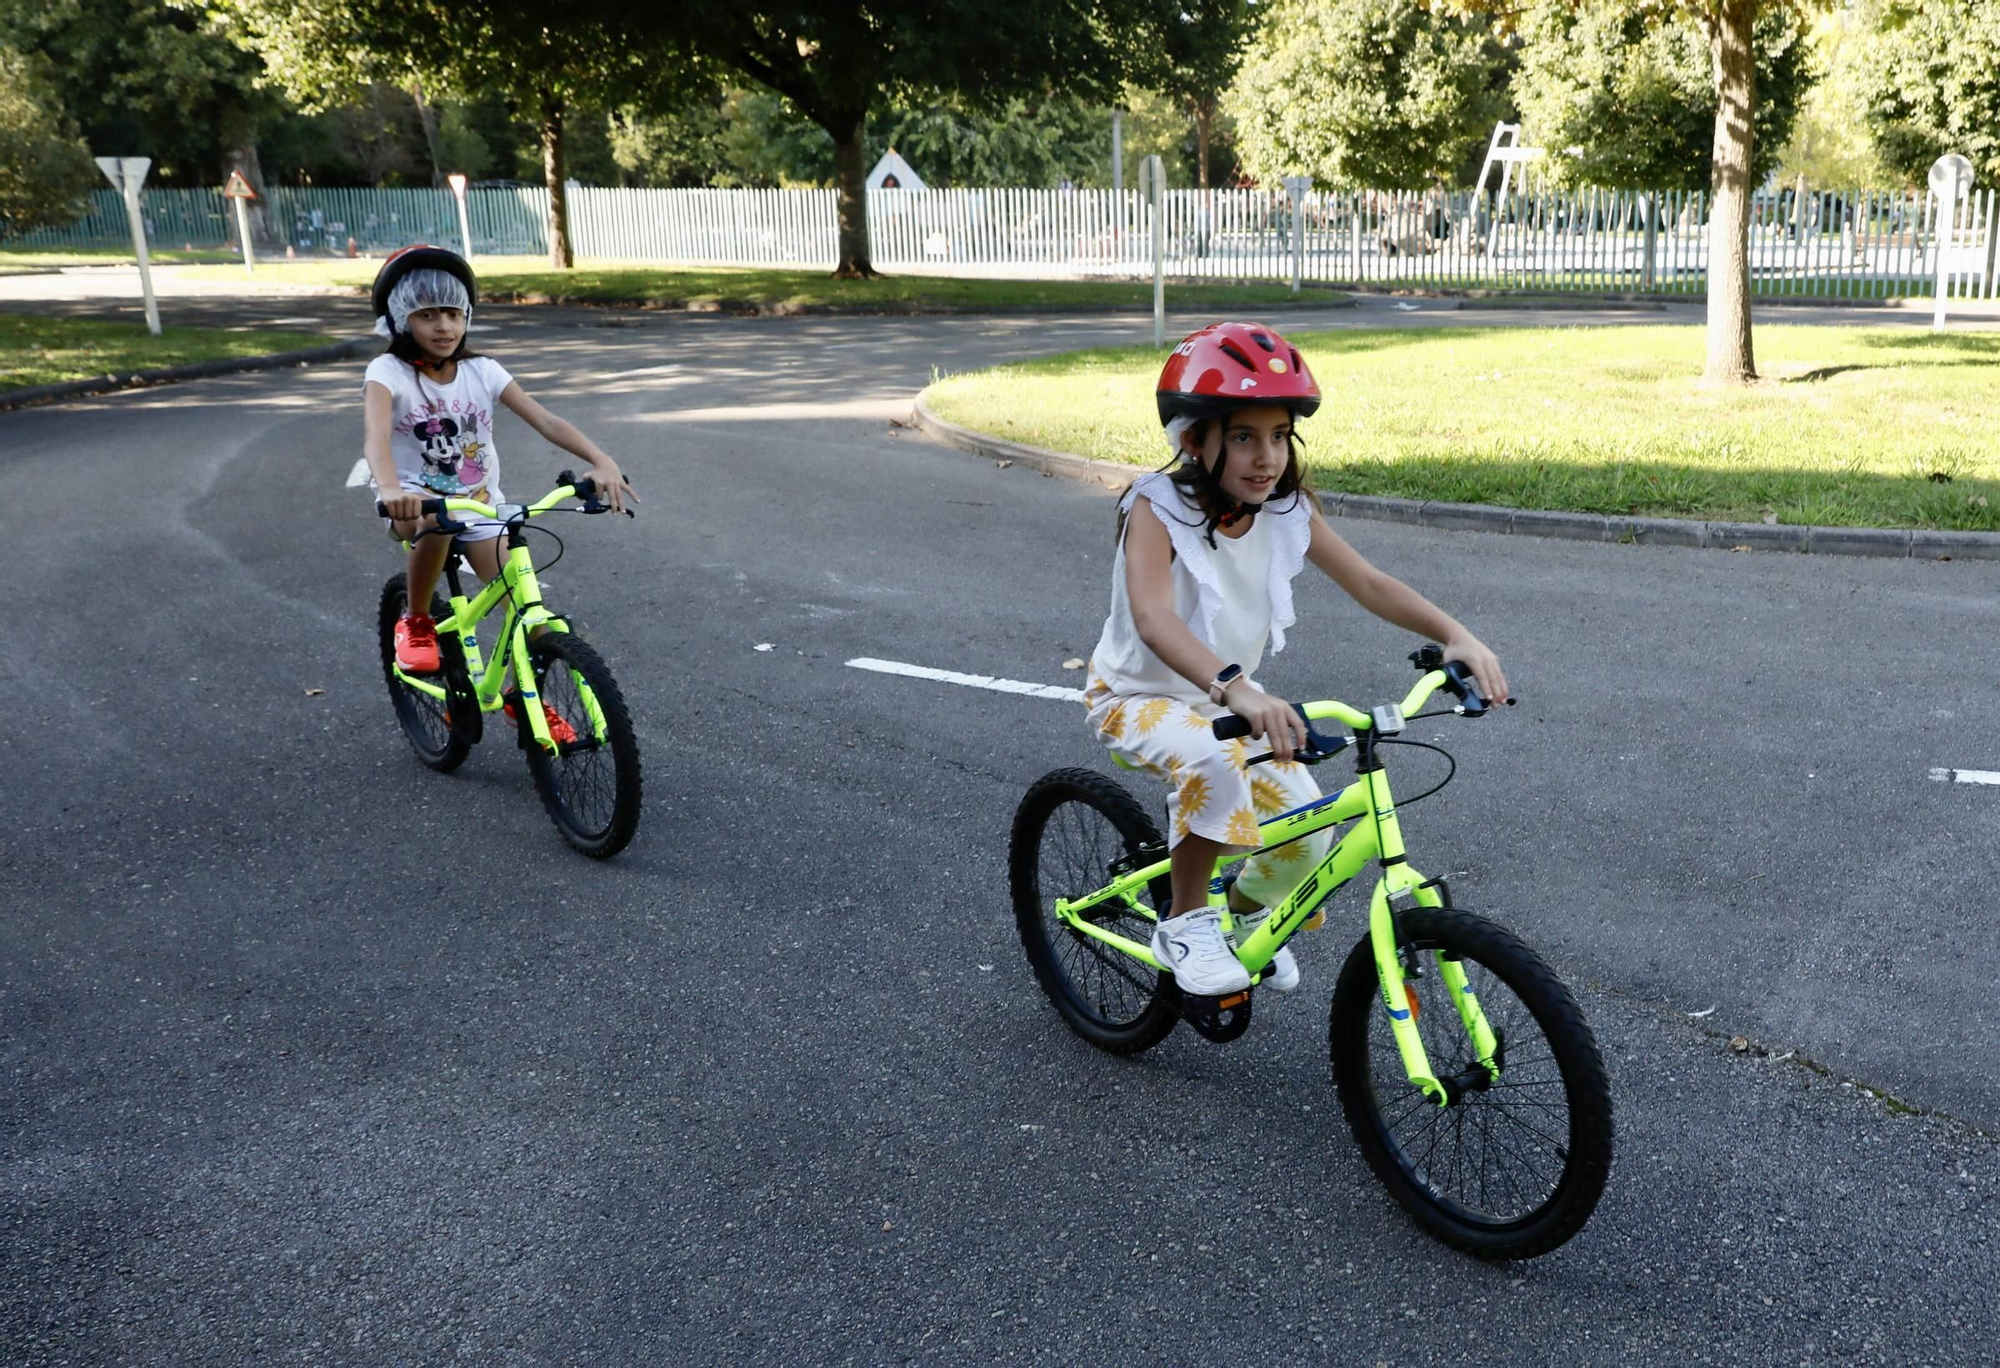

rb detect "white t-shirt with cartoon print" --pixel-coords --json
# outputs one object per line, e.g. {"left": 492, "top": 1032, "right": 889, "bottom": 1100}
{"left": 363, "top": 354, "right": 514, "bottom": 501}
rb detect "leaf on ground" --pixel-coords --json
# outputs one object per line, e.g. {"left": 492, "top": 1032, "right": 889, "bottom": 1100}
{"left": 1687, "top": 1004, "right": 1717, "bottom": 1018}
{"left": 1061, "top": 657, "right": 1085, "bottom": 670}
{"left": 1761, "top": 513, "right": 1779, "bottom": 525}
{"left": 753, "top": 643, "right": 774, "bottom": 652}
{"left": 303, "top": 687, "right": 325, "bottom": 696}
{"left": 994, "top": 459, "right": 1013, "bottom": 469}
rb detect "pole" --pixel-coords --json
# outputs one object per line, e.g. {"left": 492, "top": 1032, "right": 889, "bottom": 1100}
{"left": 95, "top": 156, "right": 160, "bottom": 336}
{"left": 233, "top": 196, "right": 256, "bottom": 273}
{"left": 1643, "top": 190, "right": 1658, "bottom": 290}
{"left": 1144, "top": 154, "right": 1165, "bottom": 348}
{"left": 448, "top": 173, "right": 474, "bottom": 260}
{"left": 1928, "top": 154, "right": 1973, "bottom": 330}
{"left": 1283, "top": 176, "right": 1310, "bottom": 293}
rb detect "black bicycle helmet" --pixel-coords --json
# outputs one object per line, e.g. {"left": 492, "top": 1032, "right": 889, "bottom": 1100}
{"left": 371, "top": 243, "right": 477, "bottom": 332}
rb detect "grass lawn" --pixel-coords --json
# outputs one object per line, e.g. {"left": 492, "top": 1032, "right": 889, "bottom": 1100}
{"left": 924, "top": 324, "right": 2000, "bottom": 531}
{"left": 0, "top": 316, "right": 333, "bottom": 390}
{"left": 0, "top": 246, "right": 243, "bottom": 268}
{"left": 172, "top": 258, "right": 1346, "bottom": 310}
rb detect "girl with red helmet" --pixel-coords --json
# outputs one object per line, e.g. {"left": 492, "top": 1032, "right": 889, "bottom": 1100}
{"left": 1084, "top": 322, "right": 1507, "bottom": 998}
{"left": 360, "top": 245, "right": 637, "bottom": 675}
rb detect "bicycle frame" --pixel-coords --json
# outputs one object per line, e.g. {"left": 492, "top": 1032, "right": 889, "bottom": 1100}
{"left": 388, "top": 488, "right": 608, "bottom": 755}
{"left": 1051, "top": 670, "right": 1502, "bottom": 1107}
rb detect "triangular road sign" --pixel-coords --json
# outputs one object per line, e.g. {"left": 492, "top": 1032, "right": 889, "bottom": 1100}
{"left": 223, "top": 169, "right": 257, "bottom": 199}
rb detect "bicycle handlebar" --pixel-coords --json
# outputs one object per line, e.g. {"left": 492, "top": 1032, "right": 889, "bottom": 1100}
{"left": 375, "top": 468, "right": 630, "bottom": 532}
{"left": 1209, "top": 644, "right": 1516, "bottom": 753}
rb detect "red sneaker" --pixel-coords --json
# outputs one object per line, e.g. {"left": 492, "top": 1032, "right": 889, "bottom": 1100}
{"left": 394, "top": 613, "right": 441, "bottom": 673}
{"left": 505, "top": 697, "right": 580, "bottom": 746}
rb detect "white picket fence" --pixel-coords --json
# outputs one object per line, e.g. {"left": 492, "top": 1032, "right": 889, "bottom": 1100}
{"left": 14, "top": 182, "right": 1998, "bottom": 300}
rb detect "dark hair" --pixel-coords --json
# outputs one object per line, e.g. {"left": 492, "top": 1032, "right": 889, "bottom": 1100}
{"left": 1116, "top": 413, "right": 1315, "bottom": 547}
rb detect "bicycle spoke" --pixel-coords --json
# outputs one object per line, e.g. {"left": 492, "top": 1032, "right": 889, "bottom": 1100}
{"left": 1360, "top": 934, "right": 1583, "bottom": 1228}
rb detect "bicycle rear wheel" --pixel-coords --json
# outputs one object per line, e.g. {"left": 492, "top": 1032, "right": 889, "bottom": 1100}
{"left": 522, "top": 632, "right": 642, "bottom": 858}
{"left": 1329, "top": 906, "right": 1613, "bottom": 1259}
{"left": 1009, "top": 768, "right": 1178, "bottom": 1054}
{"left": 378, "top": 573, "right": 476, "bottom": 773}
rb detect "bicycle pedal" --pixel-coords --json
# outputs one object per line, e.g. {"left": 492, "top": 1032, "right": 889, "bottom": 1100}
{"left": 1180, "top": 988, "right": 1254, "bottom": 1044}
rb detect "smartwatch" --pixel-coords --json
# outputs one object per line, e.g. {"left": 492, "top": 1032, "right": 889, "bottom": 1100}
{"left": 1208, "top": 663, "right": 1245, "bottom": 705}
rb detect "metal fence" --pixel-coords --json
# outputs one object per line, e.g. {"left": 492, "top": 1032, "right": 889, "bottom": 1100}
{"left": 12, "top": 182, "right": 1997, "bottom": 300}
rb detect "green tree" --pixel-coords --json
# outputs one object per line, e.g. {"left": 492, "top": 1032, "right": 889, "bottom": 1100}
{"left": 1514, "top": 1, "right": 1812, "bottom": 191}
{"left": 1225, "top": 0, "right": 1509, "bottom": 190}
{"left": 217, "top": 0, "right": 703, "bottom": 265}
{"left": 639, "top": 0, "right": 1165, "bottom": 276}
{"left": 0, "top": 0, "right": 284, "bottom": 188}
{"left": 1140, "top": 0, "right": 1258, "bottom": 188}
{"left": 1775, "top": 11, "right": 1887, "bottom": 188}
{"left": 1441, "top": 0, "right": 1836, "bottom": 386}
{"left": 1858, "top": 0, "right": 2000, "bottom": 184}
{"left": 0, "top": 46, "right": 97, "bottom": 236}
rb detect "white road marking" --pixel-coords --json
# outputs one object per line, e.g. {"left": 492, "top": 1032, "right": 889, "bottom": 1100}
{"left": 346, "top": 458, "right": 370, "bottom": 487}
{"left": 847, "top": 657, "right": 1084, "bottom": 703}
{"left": 1930, "top": 767, "right": 2000, "bottom": 786}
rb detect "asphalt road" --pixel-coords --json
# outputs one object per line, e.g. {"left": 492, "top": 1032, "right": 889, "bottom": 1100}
{"left": 4, "top": 302, "right": 1999, "bottom": 1364}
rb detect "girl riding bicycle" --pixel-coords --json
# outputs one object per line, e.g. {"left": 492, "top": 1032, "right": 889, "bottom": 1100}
{"left": 360, "top": 244, "right": 636, "bottom": 675}
{"left": 1087, "top": 322, "right": 1508, "bottom": 998}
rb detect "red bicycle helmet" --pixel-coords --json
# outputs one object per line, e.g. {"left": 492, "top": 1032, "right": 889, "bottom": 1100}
{"left": 1156, "top": 321, "right": 1321, "bottom": 424}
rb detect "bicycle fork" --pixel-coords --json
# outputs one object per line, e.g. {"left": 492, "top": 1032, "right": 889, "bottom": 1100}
{"left": 1363, "top": 764, "right": 1501, "bottom": 1108}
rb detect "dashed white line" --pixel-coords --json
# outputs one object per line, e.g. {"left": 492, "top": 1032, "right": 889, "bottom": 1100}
{"left": 1930, "top": 767, "right": 2000, "bottom": 786}
{"left": 846, "top": 657, "right": 1083, "bottom": 702}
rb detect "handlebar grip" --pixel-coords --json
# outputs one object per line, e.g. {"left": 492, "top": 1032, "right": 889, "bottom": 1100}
{"left": 376, "top": 497, "right": 448, "bottom": 519}
{"left": 1443, "top": 661, "right": 1489, "bottom": 716}
{"left": 1211, "top": 714, "right": 1254, "bottom": 741}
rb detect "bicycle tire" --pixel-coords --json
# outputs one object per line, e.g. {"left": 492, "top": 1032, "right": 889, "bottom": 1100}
{"left": 1010, "top": 768, "right": 1178, "bottom": 1054}
{"left": 378, "top": 573, "right": 476, "bottom": 773}
{"left": 1329, "top": 906, "right": 1613, "bottom": 1260}
{"left": 521, "top": 632, "right": 642, "bottom": 858}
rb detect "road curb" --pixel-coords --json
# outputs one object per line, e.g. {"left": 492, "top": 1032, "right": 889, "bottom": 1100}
{"left": 910, "top": 390, "right": 2000, "bottom": 561}
{"left": 0, "top": 336, "right": 373, "bottom": 410}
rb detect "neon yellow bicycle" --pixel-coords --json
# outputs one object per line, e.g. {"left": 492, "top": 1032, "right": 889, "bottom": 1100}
{"left": 376, "top": 472, "right": 642, "bottom": 858}
{"left": 1009, "top": 646, "right": 1613, "bottom": 1259}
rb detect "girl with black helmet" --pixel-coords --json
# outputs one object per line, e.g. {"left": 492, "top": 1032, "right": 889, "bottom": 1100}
{"left": 360, "top": 244, "right": 636, "bottom": 676}
{"left": 1084, "top": 322, "right": 1507, "bottom": 999}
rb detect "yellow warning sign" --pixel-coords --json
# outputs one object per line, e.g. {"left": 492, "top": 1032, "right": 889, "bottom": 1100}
{"left": 223, "top": 170, "right": 257, "bottom": 199}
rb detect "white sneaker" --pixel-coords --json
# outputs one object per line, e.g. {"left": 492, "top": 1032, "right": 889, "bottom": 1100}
{"left": 1226, "top": 906, "right": 1301, "bottom": 993}
{"left": 1150, "top": 909, "right": 1252, "bottom": 996}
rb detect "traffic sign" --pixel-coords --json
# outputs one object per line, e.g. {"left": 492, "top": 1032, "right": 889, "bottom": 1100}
{"left": 223, "top": 170, "right": 257, "bottom": 199}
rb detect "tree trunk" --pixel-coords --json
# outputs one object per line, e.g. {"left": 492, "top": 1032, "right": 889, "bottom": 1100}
{"left": 829, "top": 111, "right": 875, "bottom": 278}
{"left": 219, "top": 122, "right": 275, "bottom": 248}
{"left": 1195, "top": 99, "right": 1212, "bottom": 191}
{"left": 540, "top": 88, "right": 573, "bottom": 270}
{"left": 411, "top": 77, "right": 444, "bottom": 187}
{"left": 1704, "top": 0, "right": 1758, "bottom": 384}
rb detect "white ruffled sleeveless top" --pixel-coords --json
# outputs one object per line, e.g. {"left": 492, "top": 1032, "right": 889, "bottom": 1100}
{"left": 1088, "top": 471, "right": 1314, "bottom": 706}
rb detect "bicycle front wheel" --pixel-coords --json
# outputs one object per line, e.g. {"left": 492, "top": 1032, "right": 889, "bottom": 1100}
{"left": 522, "top": 633, "right": 642, "bottom": 858}
{"left": 378, "top": 573, "right": 475, "bottom": 773}
{"left": 1329, "top": 907, "right": 1613, "bottom": 1259}
{"left": 1009, "top": 768, "right": 1177, "bottom": 1055}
